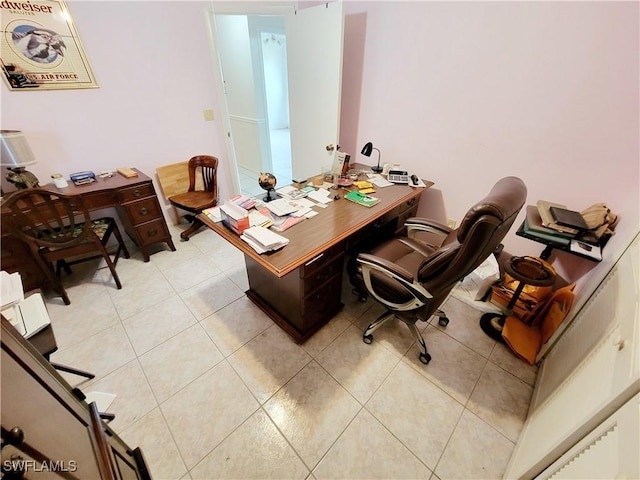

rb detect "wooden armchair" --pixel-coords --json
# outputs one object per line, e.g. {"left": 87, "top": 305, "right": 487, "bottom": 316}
{"left": 162, "top": 155, "right": 219, "bottom": 241}
{"left": 2, "top": 188, "right": 129, "bottom": 305}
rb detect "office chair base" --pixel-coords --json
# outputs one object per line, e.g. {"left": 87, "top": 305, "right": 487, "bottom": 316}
{"left": 362, "top": 311, "right": 432, "bottom": 364}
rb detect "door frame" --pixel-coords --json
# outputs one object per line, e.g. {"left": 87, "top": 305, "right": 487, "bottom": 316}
{"left": 206, "top": 4, "right": 295, "bottom": 196}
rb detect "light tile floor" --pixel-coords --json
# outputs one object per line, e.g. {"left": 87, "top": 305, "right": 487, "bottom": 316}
{"left": 44, "top": 222, "right": 537, "bottom": 480}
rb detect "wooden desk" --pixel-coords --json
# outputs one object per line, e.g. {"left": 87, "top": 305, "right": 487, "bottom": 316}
{"left": 1, "top": 170, "right": 175, "bottom": 291}
{"left": 200, "top": 180, "right": 433, "bottom": 342}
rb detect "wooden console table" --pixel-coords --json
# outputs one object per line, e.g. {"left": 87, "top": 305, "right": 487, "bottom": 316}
{"left": 1, "top": 170, "right": 175, "bottom": 292}
{"left": 199, "top": 180, "right": 433, "bottom": 342}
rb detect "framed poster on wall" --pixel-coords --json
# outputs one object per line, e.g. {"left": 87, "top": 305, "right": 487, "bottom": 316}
{"left": 0, "top": 0, "right": 98, "bottom": 90}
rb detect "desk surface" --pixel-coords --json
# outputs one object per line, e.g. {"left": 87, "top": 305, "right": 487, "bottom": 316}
{"left": 200, "top": 181, "right": 433, "bottom": 277}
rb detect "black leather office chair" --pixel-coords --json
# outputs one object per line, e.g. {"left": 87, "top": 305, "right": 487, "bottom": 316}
{"left": 352, "top": 176, "right": 527, "bottom": 364}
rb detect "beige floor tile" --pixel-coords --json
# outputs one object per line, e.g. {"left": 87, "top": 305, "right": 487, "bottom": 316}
{"left": 366, "top": 362, "right": 464, "bottom": 470}
{"left": 224, "top": 263, "right": 250, "bottom": 291}
{"left": 161, "top": 361, "right": 259, "bottom": 469}
{"left": 466, "top": 362, "right": 533, "bottom": 442}
{"left": 316, "top": 324, "right": 400, "bottom": 404}
{"left": 139, "top": 324, "right": 224, "bottom": 402}
{"left": 199, "top": 296, "right": 272, "bottom": 357}
{"left": 204, "top": 240, "right": 247, "bottom": 272}
{"left": 313, "top": 409, "right": 431, "bottom": 479}
{"left": 301, "top": 311, "right": 352, "bottom": 358}
{"left": 83, "top": 359, "right": 157, "bottom": 432}
{"left": 150, "top": 239, "right": 201, "bottom": 271}
{"left": 264, "top": 361, "right": 361, "bottom": 469}
{"left": 403, "top": 325, "right": 486, "bottom": 404}
{"left": 161, "top": 254, "right": 222, "bottom": 293}
{"left": 179, "top": 273, "right": 245, "bottom": 320}
{"left": 51, "top": 322, "right": 136, "bottom": 386}
{"left": 228, "top": 325, "right": 312, "bottom": 404}
{"left": 190, "top": 410, "right": 309, "bottom": 479}
{"left": 489, "top": 342, "right": 538, "bottom": 386}
{"left": 120, "top": 408, "right": 188, "bottom": 480}
{"left": 45, "top": 281, "right": 120, "bottom": 349}
{"left": 123, "top": 294, "right": 197, "bottom": 355}
{"left": 106, "top": 262, "right": 176, "bottom": 320}
{"left": 188, "top": 226, "right": 228, "bottom": 253}
{"left": 435, "top": 410, "right": 514, "bottom": 480}
{"left": 435, "top": 297, "right": 497, "bottom": 358}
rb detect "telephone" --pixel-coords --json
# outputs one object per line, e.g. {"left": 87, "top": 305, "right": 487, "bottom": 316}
{"left": 387, "top": 169, "right": 409, "bottom": 184}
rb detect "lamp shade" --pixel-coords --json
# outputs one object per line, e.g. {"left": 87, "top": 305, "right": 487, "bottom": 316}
{"left": 361, "top": 142, "right": 373, "bottom": 157}
{"left": 0, "top": 130, "right": 36, "bottom": 167}
{"left": 360, "top": 141, "right": 383, "bottom": 173}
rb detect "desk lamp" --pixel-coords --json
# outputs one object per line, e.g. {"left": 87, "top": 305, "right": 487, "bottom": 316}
{"left": 0, "top": 130, "right": 39, "bottom": 190}
{"left": 361, "top": 142, "right": 383, "bottom": 173}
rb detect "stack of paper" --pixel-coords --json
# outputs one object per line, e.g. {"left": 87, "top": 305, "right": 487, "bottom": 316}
{"left": 241, "top": 226, "right": 289, "bottom": 254}
{"left": 276, "top": 185, "right": 308, "bottom": 200}
{"left": 1, "top": 271, "right": 24, "bottom": 308}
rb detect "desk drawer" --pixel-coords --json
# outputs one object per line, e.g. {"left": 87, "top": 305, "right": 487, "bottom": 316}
{"left": 117, "top": 184, "right": 155, "bottom": 203}
{"left": 300, "top": 244, "right": 343, "bottom": 279}
{"left": 302, "top": 255, "right": 343, "bottom": 296}
{"left": 132, "top": 218, "right": 169, "bottom": 246}
{"left": 301, "top": 273, "right": 342, "bottom": 324}
{"left": 395, "top": 204, "right": 419, "bottom": 234}
{"left": 123, "top": 198, "right": 162, "bottom": 226}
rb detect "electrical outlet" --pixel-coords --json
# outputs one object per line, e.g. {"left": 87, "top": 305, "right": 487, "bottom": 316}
{"left": 203, "top": 109, "right": 215, "bottom": 121}
{"left": 447, "top": 218, "right": 456, "bottom": 229}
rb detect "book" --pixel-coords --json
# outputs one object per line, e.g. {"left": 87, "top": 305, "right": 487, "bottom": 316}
{"left": 524, "top": 206, "right": 575, "bottom": 239}
{"left": 522, "top": 219, "right": 571, "bottom": 246}
{"left": 344, "top": 190, "right": 380, "bottom": 207}
{"left": 536, "top": 200, "right": 580, "bottom": 235}
{"left": 550, "top": 206, "right": 589, "bottom": 230}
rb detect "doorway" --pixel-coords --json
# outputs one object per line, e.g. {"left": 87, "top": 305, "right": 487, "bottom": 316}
{"left": 213, "top": 14, "right": 292, "bottom": 197}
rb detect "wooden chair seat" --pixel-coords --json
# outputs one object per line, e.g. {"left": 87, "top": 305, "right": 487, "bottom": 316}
{"left": 168, "top": 191, "right": 217, "bottom": 213}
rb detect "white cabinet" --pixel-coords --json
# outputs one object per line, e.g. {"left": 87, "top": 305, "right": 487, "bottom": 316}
{"left": 504, "top": 233, "right": 639, "bottom": 479}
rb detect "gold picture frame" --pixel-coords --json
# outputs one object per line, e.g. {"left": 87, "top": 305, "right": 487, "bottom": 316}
{"left": 1, "top": 0, "right": 98, "bottom": 90}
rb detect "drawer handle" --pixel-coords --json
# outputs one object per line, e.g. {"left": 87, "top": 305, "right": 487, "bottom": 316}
{"left": 407, "top": 198, "right": 416, "bottom": 206}
{"left": 140, "top": 207, "right": 149, "bottom": 216}
{"left": 133, "top": 189, "right": 141, "bottom": 198}
{"left": 305, "top": 253, "right": 324, "bottom": 267}
{"left": 148, "top": 228, "right": 157, "bottom": 237}
{"left": 613, "top": 336, "right": 625, "bottom": 351}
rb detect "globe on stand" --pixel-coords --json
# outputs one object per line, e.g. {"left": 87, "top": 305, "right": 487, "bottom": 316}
{"left": 258, "top": 172, "right": 277, "bottom": 202}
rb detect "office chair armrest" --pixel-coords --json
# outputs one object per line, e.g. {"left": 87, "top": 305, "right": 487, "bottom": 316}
{"left": 405, "top": 218, "right": 452, "bottom": 238}
{"left": 358, "top": 254, "right": 433, "bottom": 310}
{"left": 358, "top": 253, "right": 414, "bottom": 283}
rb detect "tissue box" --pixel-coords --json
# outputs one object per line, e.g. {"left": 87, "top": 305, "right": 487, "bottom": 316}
{"left": 220, "top": 202, "right": 249, "bottom": 234}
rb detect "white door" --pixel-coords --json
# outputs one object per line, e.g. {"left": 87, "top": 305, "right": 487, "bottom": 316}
{"left": 286, "top": 1, "right": 344, "bottom": 181}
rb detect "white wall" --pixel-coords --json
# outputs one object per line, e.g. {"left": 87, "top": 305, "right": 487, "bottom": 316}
{"left": 340, "top": 1, "right": 639, "bottom": 294}
{"left": 1, "top": 1, "right": 234, "bottom": 212}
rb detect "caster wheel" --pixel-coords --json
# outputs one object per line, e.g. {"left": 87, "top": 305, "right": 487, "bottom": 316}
{"left": 438, "top": 317, "right": 450, "bottom": 327}
{"left": 419, "top": 352, "right": 432, "bottom": 365}
{"left": 363, "top": 334, "right": 373, "bottom": 344}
